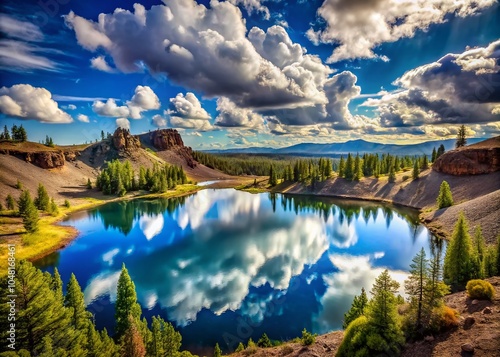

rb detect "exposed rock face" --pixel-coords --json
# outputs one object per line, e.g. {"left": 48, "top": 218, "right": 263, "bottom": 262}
{"left": 26, "top": 151, "right": 65, "bottom": 169}
{"left": 64, "top": 151, "right": 80, "bottom": 162}
{"left": 150, "top": 129, "right": 184, "bottom": 150}
{"left": 432, "top": 146, "right": 500, "bottom": 176}
{"left": 149, "top": 129, "right": 197, "bottom": 168}
{"left": 112, "top": 128, "right": 141, "bottom": 151}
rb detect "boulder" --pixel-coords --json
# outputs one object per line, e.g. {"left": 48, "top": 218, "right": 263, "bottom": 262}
{"left": 461, "top": 343, "right": 474, "bottom": 353}
{"left": 26, "top": 151, "right": 65, "bottom": 169}
{"left": 463, "top": 316, "right": 475, "bottom": 330}
{"left": 432, "top": 146, "right": 500, "bottom": 176}
{"left": 482, "top": 307, "right": 492, "bottom": 314}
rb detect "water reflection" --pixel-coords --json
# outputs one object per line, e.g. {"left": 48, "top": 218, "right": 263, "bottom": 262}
{"left": 45, "top": 189, "right": 436, "bottom": 349}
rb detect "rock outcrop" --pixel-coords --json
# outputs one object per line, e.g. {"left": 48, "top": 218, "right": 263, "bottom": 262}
{"left": 112, "top": 128, "right": 141, "bottom": 151}
{"left": 150, "top": 129, "right": 184, "bottom": 150}
{"left": 432, "top": 139, "right": 500, "bottom": 176}
{"left": 26, "top": 151, "right": 65, "bottom": 169}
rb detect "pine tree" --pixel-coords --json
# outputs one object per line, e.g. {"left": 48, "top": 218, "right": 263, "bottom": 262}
{"left": 148, "top": 316, "right": 182, "bottom": 357}
{"left": 421, "top": 155, "right": 429, "bottom": 170}
{"left": 101, "top": 130, "right": 105, "bottom": 141}
{"left": 18, "top": 190, "right": 31, "bottom": 216}
{"left": 19, "top": 125, "right": 28, "bottom": 142}
{"left": 404, "top": 248, "right": 428, "bottom": 330}
{"left": 344, "top": 154, "right": 354, "bottom": 181}
{"left": 412, "top": 160, "right": 419, "bottom": 180}
{"left": 35, "top": 183, "right": 50, "bottom": 211}
{"left": 12, "top": 260, "right": 75, "bottom": 355}
{"left": 436, "top": 181, "right": 453, "bottom": 209}
{"left": 338, "top": 156, "right": 345, "bottom": 178}
{"left": 214, "top": 343, "right": 222, "bottom": 357}
{"left": 269, "top": 165, "right": 277, "bottom": 186}
{"left": 431, "top": 147, "right": 437, "bottom": 162}
{"left": 22, "top": 194, "right": 39, "bottom": 233}
{"left": 235, "top": 342, "right": 245, "bottom": 352}
{"left": 6, "top": 194, "right": 15, "bottom": 210}
{"left": 353, "top": 154, "right": 363, "bottom": 181}
{"left": 426, "top": 237, "right": 449, "bottom": 311}
{"left": 65, "top": 273, "right": 91, "bottom": 330}
{"left": 388, "top": 164, "right": 396, "bottom": 183}
{"left": 115, "top": 264, "right": 142, "bottom": 338}
{"left": 121, "top": 316, "right": 146, "bottom": 357}
{"left": 456, "top": 125, "right": 467, "bottom": 148}
{"left": 473, "top": 226, "right": 485, "bottom": 263}
{"left": 342, "top": 287, "right": 368, "bottom": 329}
{"left": 49, "top": 198, "right": 59, "bottom": 216}
{"left": 436, "top": 144, "right": 445, "bottom": 159}
{"left": 444, "top": 213, "right": 475, "bottom": 287}
{"left": 257, "top": 333, "right": 272, "bottom": 347}
{"left": 3, "top": 125, "right": 11, "bottom": 140}
{"left": 87, "top": 179, "right": 92, "bottom": 189}
{"left": 51, "top": 268, "right": 64, "bottom": 302}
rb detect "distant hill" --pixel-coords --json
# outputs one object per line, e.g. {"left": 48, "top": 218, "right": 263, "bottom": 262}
{"left": 205, "top": 138, "right": 486, "bottom": 157}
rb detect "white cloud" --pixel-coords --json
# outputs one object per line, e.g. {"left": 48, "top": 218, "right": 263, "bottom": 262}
{"left": 116, "top": 117, "right": 130, "bottom": 130}
{"left": 227, "top": 0, "right": 272, "bottom": 19}
{"left": 92, "top": 85, "right": 160, "bottom": 119}
{"left": 93, "top": 98, "right": 129, "bottom": 117}
{"left": 167, "top": 92, "right": 213, "bottom": 131}
{"left": 77, "top": 114, "right": 90, "bottom": 123}
{"left": 215, "top": 97, "right": 265, "bottom": 130}
{"left": 152, "top": 114, "right": 167, "bottom": 128}
{"left": 90, "top": 55, "right": 116, "bottom": 73}
{"left": 67, "top": 104, "right": 77, "bottom": 110}
{"left": 0, "top": 14, "right": 43, "bottom": 41}
{"left": 0, "top": 84, "right": 73, "bottom": 123}
{"left": 308, "top": 0, "right": 496, "bottom": 62}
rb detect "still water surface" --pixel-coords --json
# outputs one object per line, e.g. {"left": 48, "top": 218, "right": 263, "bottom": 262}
{"left": 36, "top": 189, "right": 438, "bottom": 353}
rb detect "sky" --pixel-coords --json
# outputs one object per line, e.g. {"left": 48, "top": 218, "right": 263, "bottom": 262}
{"left": 0, "top": 0, "right": 499, "bottom": 149}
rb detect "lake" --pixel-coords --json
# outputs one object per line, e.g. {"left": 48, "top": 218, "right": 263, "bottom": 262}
{"left": 35, "top": 188, "right": 440, "bottom": 355}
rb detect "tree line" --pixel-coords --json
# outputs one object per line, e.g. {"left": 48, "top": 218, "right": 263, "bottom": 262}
{"left": 96, "top": 160, "right": 188, "bottom": 197}
{"left": 0, "top": 124, "right": 28, "bottom": 142}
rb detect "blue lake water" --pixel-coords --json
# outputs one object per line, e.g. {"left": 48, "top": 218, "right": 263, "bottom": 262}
{"left": 35, "top": 188, "right": 440, "bottom": 355}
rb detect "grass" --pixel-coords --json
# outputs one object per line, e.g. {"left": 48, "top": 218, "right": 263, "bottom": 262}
{"left": 0, "top": 185, "right": 201, "bottom": 277}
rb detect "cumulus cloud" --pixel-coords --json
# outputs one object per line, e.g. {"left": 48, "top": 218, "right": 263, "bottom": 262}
{"left": 77, "top": 114, "right": 90, "bottom": 123}
{"left": 227, "top": 0, "right": 272, "bottom": 19}
{"left": 93, "top": 98, "right": 129, "bottom": 117}
{"left": 90, "top": 55, "right": 116, "bottom": 73}
{"left": 116, "top": 117, "right": 130, "bottom": 130}
{"left": 67, "top": 104, "right": 77, "bottom": 110}
{"left": 215, "top": 97, "right": 265, "bottom": 130}
{"left": 64, "top": 1, "right": 340, "bottom": 114}
{"left": 0, "top": 84, "right": 73, "bottom": 123}
{"left": 363, "top": 40, "right": 500, "bottom": 127}
{"left": 166, "top": 92, "right": 214, "bottom": 131}
{"left": 92, "top": 85, "right": 160, "bottom": 119}
{"left": 152, "top": 114, "right": 167, "bottom": 128}
{"left": 308, "top": 0, "right": 496, "bottom": 62}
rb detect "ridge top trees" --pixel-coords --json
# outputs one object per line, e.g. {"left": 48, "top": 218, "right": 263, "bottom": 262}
{"left": 456, "top": 124, "right": 467, "bottom": 148}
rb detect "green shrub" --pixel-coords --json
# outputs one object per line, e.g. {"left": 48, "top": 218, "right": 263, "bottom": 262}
{"left": 235, "top": 342, "right": 245, "bottom": 352}
{"left": 402, "top": 175, "right": 410, "bottom": 181}
{"left": 336, "top": 316, "right": 369, "bottom": 357}
{"left": 257, "top": 333, "right": 272, "bottom": 348}
{"left": 466, "top": 279, "right": 495, "bottom": 300}
{"left": 428, "top": 305, "right": 459, "bottom": 333}
{"left": 280, "top": 345, "right": 294, "bottom": 355}
{"left": 300, "top": 328, "right": 316, "bottom": 346}
{"left": 64, "top": 200, "right": 71, "bottom": 208}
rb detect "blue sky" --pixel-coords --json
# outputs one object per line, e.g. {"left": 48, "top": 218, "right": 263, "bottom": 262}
{"left": 0, "top": 0, "right": 499, "bottom": 149}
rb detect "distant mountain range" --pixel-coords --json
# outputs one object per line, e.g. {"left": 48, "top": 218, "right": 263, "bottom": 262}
{"left": 204, "top": 138, "right": 485, "bottom": 157}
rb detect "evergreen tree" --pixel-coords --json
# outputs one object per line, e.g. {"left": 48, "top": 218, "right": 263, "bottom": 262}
{"left": 51, "top": 268, "right": 64, "bottom": 303}
{"left": 18, "top": 190, "right": 32, "bottom": 216}
{"left": 269, "top": 165, "right": 278, "bottom": 186}
{"left": 11, "top": 260, "right": 75, "bottom": 355}
{"left": 344, "top": 154, "right": 354, "bottom": 181}
{"left": 235, "top": 342, "right": 245, "bottom": 352}
{"left": 139, "top": 167, "right": 147, "bottom": 190}
{"left": 48, "top": 198, "right": 59, "bottom": 216}
{"left": 421, "top": 155, "right": 429, "bottom": 170}
{"left": 353, "top": 154, "right": 363, "bottom": 181}
{"left": 6, "top": 194, "right": 15, "bottom": 210}
{"left": 121, "top": 316, "right": 146, "bottom": 357}
{"left": 3, "top": 125, "right": 11, "bottom": 140}
{"left": 342, "top": 287, "right": 368, "bottom": 329}
{"left": 257, "top": 333, "right": 272, "bottom": 347}
{"left": 436, "top": 144, "right": 445, "bottom": 158}
{"left": 444, "top": 213, "right": 475, "bottom": 287}
{"left": 431, "top": 147, "right": 437, "bottom": 162}
{"left": 366, "top": 269, "right": 405, "bottom": 355}
{"left": 426, "top": 238, "right": 449, "bottom": 311}
{"left": 412, "top": 160, "right": 419, "bottom": 180}
{"left": 456, "top": 124, "right": 467, "bottom": 148}
{"left": 404, "top": 248, "right": 428, "bottom": 330}
{"left": 338, "top": 156, "right": 345, "bottom": 178}
{"left": 101, "top": 130, "right": 105, "bottom": 141}
{"left": 473, "top": 226, "right": 485, "bottom": 264}
{"left": 87, "top": 179, "right": 92, "bottom": 189}
{"left": 18, "top": 125, "right": 28, "bottom": 142}
{"left": 148, "top": 316, "right": 182, "bottom": 357}
{"left": 34, "top": 183, "right": 50, "bottom": 211}
{"left": 16, "top": 179, "right": 23, "bottom": 189}
{"left": 115, "top": 264, "right": 142, "bottom": 338}
{"left": 388, "top": 164, "right": 396, "bottom": 183}
{"left": 436, "top": 181, "right": 453, "bottom": 209}
{"left": 22, "top": 194, "right": 39, "bottom": 233}
{"left": 65, "top": 273, "right": 91, "bottom": 331}
{"left": 214, "top": 343, "right": 222, "bottom": 357}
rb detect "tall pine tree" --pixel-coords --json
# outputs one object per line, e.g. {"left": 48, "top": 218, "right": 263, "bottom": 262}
{"left": 115, "top": 264, "right": 142, "bottom": 338}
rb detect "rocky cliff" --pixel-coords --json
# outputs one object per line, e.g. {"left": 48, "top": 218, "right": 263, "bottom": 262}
{"left": 112, "top": 128, "right": 141, "bottom": 151}
{"left": 0, "top": 147, "right": 66, "bottom": 169}
{"left": 432, "top": 137, "right": 500, "bottom": 176}
{"left": 146, "top": 129, "right": 197, "bottom": 168}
